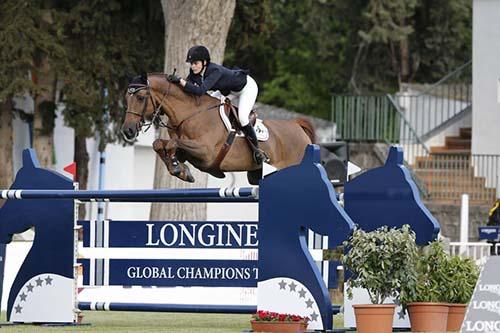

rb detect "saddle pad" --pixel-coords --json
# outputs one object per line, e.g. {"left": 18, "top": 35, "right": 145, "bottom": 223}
{"left": 219, "top": 102, "right": 269, "bottom": 142}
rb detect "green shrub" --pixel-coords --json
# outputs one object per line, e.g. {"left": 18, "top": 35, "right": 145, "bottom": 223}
{"left": 342, "top": 225, "right": 419, "bottom": 304}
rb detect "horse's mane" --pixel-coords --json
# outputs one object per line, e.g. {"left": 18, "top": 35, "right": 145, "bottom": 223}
{"left": 146, "top": 72, "right": 218, "bottom": 105}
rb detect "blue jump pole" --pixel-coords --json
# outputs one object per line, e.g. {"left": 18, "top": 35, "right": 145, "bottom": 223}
{"left": 78, "top": 302, "right": 342, "bottom": 315}
{"left": 0, "top": 187, "right": 259, "bottom": 202}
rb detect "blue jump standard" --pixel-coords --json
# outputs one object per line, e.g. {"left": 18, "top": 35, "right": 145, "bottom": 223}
{"left": 0, "top": 145, "right": 440, "bottom": 330}
{"left": 77, "top": 302, "right": 341, "bottom": 315}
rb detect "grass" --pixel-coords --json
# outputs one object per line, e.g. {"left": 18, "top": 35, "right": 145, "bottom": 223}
{"left": 0, "top": 312, "right": 346, "bottom": 332}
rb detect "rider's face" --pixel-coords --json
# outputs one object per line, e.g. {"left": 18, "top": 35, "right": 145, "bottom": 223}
{"left": 190, "top": 60, "right": 205, "bottom": 74}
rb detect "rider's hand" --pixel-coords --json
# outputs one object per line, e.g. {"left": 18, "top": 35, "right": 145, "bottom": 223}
{"left": 167, "top": 74, "right": 181, "bottom": 84}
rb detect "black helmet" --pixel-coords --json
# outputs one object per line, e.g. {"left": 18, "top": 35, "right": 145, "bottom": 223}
{"left": 186, "top": 45, "right": 210, "bottom": 63}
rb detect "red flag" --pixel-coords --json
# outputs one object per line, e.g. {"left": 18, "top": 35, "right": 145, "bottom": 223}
{"left": 64, "top": 162, "right": 77, "bottom": 180}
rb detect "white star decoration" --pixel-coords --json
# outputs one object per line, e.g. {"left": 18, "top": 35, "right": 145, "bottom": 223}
{"left": 11, "top": 273, "right": 75, "bottom": 323}
{"left": 270, "top": 279, "right": 320, "bottom": 322}
{"left": 14, "top": 275, "right": 55, "bottom": 314}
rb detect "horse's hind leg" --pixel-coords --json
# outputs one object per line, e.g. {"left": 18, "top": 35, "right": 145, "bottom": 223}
{"left": 152, "top": 139, "right": 195, "bottom": 183}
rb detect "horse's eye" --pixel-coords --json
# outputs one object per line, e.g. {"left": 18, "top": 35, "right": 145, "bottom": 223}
{"left": 137, "top": 95, "right": 145, "bottom": 102}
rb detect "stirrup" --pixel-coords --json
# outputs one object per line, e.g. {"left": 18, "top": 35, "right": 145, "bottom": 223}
{"left": 253, "top": 149, "right": 270, "bottom": 164}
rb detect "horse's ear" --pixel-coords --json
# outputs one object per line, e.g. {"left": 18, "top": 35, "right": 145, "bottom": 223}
{"left": 300, "top": 144, "right": 321, "bottom": 165}
{"left": 22, "top": 149, "right": 41, "bottom": 169}
{"left": 140, "top": 72, "right": 148, "bottom": 83}
{"left": 385, "top": 146, "right": 404, "bottom": 166}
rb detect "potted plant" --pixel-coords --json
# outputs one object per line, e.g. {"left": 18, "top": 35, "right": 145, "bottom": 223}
{"left": 443, "top": 255, "right": 479, "bottom": 332}
{"left": 251, "top": 310, "right": 309, "bottom": 333}
{"left": 342, "top": 225, "right": 419, "bottom": 333}
{"left": 400, "top": 241, "right": 451, "bottom": 332}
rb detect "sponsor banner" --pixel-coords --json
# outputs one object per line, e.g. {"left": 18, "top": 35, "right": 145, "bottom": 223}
{"left": 79, "top": 258, "right": 259, "bottom": 288}
{"left": 79, "top": 220, "right": 258, "bottom": 249}
{"left": 463, "top": 256, "right": 500, "bottom": 332}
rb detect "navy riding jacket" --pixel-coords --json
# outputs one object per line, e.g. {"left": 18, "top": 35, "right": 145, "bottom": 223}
{"left": 184, "top": 62, "right": 247, "bottom": 96}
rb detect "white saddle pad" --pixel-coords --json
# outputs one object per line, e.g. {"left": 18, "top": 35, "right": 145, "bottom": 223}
{"left": 218, "top": 101, "right": 269, "bottom": 142}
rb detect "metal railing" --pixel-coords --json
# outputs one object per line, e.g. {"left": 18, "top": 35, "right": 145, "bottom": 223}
{"left": 331, "top": 94, "right": 430, "bottom": 165}
{"left": 330, "top": 61, "right": 493, "bottom": 203}
{"left": 331, "top": 95, "right": 400, "bottom": 142}
{"left": 332, "top": 61, "right": 472, "bottom": 143}
{"left": 395, "top": 61, "right": 472, "bottom": 139}
{"left": 331, "top": 94, "right": 430, "bottom": 194}
{"left": 449, "top": 242, "right": 491, "bottom": 267}
{"left": 415, "top": 154, "right": 500, "bottom": 204}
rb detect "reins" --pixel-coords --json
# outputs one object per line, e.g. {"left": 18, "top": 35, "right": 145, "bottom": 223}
{"left": 126, "top": 77, "right": 224, "bottom": 135}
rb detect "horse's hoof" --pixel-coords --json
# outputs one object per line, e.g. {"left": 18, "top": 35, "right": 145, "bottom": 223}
{"left": 170, "top": 164, "right": 182, "bottom": 177}
{"left": 183, "top": 168, "right": 195, "bottom": 183}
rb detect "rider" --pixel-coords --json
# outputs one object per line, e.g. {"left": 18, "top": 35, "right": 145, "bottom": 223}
{"left": 167, "top": 45, "right": 268, "bottom": 164}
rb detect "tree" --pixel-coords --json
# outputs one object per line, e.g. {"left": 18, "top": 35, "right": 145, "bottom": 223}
{"left": 150, "top": 0, "right": 236, "bottom": 221}
{"left": 32, "top": 6, "right": 61, "bottom": 169}
{"left": 352, "top": 0, "right": 418, "bottom": 90}
{"left": 0, "top": 1, "right": 62, "bottom": 190}
{"left": 57, "top": 0, "right": 164, "bottom": 194}
{"left": 0, "top": 101, "right": 14, "bottom": 207}
{"left": 413, "top": 0, "right": 472, "bottom": 81}
{"left": 225, "top": 0, "right": 363, "bottom": 118}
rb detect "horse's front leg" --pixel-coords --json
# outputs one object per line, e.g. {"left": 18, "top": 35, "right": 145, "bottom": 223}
{"left": 152, "top": 139, "right": 195, "bottom": 183}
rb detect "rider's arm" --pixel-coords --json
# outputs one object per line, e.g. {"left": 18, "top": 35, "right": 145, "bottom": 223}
{"left": 182, "top": 69, "right": 222, "bottom": 96}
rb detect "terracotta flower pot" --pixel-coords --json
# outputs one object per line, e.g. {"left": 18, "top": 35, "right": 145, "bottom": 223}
{"left": 408, "top": 302, "right": 449, "bottom": 332}
{"left": 447, "top": 303, "right": 467, "bottom": 332}
{"left": 250, "top": 320, "right": 307, "bottom": 333}
{"left": 353, "top": 304, "right": 396, "bottom": 333}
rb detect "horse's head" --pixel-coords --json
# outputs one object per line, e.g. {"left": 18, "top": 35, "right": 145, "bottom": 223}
{"left": 0, "top": 149, "right": 74, "bottom": 244}
{"left": 121, "top": 73, "right": 158, "bottom": 142}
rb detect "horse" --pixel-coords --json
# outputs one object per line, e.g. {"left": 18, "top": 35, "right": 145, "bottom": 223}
{"left": 121, "top": 73, "right": 315, "bottom": 184}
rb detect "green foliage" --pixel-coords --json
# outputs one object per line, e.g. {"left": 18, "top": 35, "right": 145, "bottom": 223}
{"left": 342, "top": 225, "right": 419, "bottom": 304}
{"left": 402, "top": 241, "right": 450, "bottom": 304}
{"left": 0, "top": 1, "right": 65, "bottom": 102}
{"left": 358, "top": 0, "right": 418, "bottom": 44}
{"left": 0, "top": 0, "right": 163, "bottom": 147}
{"left": 400, "top": 241, "right": 479, "bottom": 306}
{"left": 225, "top": 0, "right": 471, "bottom": 117}
{"left": 413, "top": 0, "right": 472, "bottom": 81}
{"left": 226, "top": 0, "right": 360, "bottom": 119}
{"left": 57, "top": 0, "right": 163, "bottom": 144}
{"left": 441, "top": 252, "right": 479, "bottom": 304}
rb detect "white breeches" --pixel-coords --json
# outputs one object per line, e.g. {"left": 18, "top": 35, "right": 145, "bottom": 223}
{"left": 210, "top": 75, "right": 258, "bottom": 126}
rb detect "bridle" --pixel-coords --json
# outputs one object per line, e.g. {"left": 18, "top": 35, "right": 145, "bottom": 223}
{"left": 124, "top": 77, "right": 225, "bottom": 142}
{"left": 124, "top": 81, "right": 169, "bottom": 142}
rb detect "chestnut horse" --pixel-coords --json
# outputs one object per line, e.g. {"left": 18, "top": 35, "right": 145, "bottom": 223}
{"left": 121, "top": 73, "right": 315, "bottom": 184}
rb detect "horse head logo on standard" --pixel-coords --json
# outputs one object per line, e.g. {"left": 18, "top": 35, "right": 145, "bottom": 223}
{"left": 0, "top": 150, "right": 76, "bottom": 323}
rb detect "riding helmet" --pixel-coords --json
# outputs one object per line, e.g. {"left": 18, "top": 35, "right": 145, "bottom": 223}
{"left": 186, "top": 45, "right": 211, "bottom": 63}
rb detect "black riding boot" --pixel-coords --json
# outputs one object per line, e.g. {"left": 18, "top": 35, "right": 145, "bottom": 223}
{"left": 241, "top": 124, "right": 269, "bottom": 164}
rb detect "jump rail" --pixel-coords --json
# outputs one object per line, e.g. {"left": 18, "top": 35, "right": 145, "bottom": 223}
{"left": 1, "top": 187, "right": 258, "bottom": 202}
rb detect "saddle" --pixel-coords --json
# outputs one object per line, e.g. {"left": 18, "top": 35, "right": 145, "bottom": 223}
{"left": 223, "top": 98, "right": 257, "bottom": 130}
{"left": 208, "top": 99, "right": 259, "bottom": 174}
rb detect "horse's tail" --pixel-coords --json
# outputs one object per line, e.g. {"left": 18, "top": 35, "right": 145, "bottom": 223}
{"left": 294, "top": 118, "right": 316, "bottom": 144}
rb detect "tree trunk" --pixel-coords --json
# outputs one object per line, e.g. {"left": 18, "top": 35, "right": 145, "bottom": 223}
{"left": 33, "top": 9, "right": 57, "bottom": 169}
{"left": 399, "top": 18, "right": 410, "bottom": 84}
{"left": 0, "top": 99, "right": 14, "bottom": 208}
{"left": 75, "top": 133, "right": 89, "bottom": 219}
{"left": 151, "top": 0, "right": 236, "bottom": 221}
